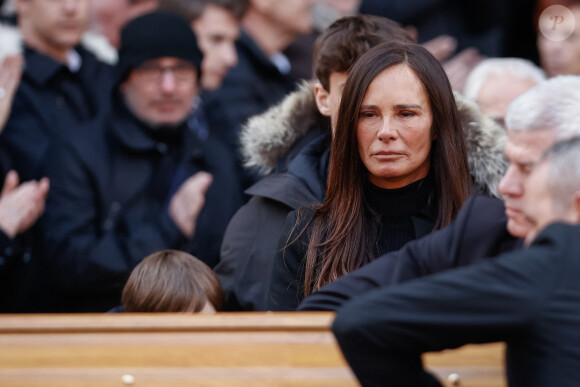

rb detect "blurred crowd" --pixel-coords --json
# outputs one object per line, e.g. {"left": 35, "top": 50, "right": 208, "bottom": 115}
{"left": 4, "top": 1, "right": 580, "bottom": 383}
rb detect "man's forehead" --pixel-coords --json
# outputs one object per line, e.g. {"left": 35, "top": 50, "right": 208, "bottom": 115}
{"left": 505, "top": 129, "right": 557, "bottom": 162}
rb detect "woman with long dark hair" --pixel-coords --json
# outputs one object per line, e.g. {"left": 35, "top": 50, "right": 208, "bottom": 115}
{"left": 268, "top": 41, "right": 472, "bottom": 310}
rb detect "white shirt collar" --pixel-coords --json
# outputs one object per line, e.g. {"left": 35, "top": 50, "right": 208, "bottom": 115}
{"left": 66, "top": 49, "right": 82, "bottom": 73}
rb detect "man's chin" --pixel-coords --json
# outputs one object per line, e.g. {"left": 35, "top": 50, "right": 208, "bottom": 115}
{"left": 506, "top": 218, "right": 531, "bottom": 239}
{"left": 143, "top": 115, "right": 188, "bottom": 129}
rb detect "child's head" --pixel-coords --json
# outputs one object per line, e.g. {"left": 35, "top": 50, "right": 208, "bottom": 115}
{"left": 313, "top": 14, "right": 413, "bottom": 92}
{"left": 312, "top": 14, "right": 414, "bottom": 128}
{"left": 122, "top": 250, "right": 224, "bottom": 312}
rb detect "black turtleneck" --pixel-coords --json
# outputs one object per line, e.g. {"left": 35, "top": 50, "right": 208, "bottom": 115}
{"left": 365, "top": 172, "right": 438, "bottom": 255}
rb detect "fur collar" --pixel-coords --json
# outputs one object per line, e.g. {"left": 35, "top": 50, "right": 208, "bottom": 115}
{"left": 240, "top": 80, "right": 327, "bottom": 175}
{"left": 455, "top": 92, "right": 507, "bottom": 198}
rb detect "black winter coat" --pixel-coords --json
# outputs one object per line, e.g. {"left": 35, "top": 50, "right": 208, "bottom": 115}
{"left": 0, "top": 46, "right": 113, "bottom": 181}
{"left": 42, "top": 107, "right": 243, "bottom": 312}
{"left": 216, "top": 132, "right": 330, "bottom": 311}
{"left": 203, "top": 31, "right": 298, "bottom": 188}
{"left": 333, "top": 223, "right": 579, "bottom": 387}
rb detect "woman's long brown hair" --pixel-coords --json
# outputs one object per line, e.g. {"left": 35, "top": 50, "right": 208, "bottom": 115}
{"left": 299, "top": 42, "right": 471, "bottom": 297}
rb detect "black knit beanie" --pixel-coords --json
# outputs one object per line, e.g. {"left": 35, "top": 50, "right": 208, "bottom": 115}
{"left": 116, "top": 11, "right": 203, "bottom": 83}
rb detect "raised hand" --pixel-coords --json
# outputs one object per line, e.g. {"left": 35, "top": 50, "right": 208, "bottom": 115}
{"left": 168, "top": 171, "right": 213, "bottom": 238}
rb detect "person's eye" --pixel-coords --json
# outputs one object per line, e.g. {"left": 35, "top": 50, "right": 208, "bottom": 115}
{"left": 400, "top": 111, "right": 416, "bottom": 118}
{"left": 360, "top": 111, "right": 377, "bottom": 119}
{"left": 520, "top": 164, "right": 533, "bottom": 175}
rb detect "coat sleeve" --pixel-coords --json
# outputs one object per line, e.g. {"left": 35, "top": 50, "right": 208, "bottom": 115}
{"left": 268, "top": 208, "right": 312, "bottom": 311}
{"left": 42, "top": 140, "right": 185, "bottom": 294}
{"left": 216, "top": 195, "right": 292, "bottom": 311}
{"left": 298, "top": 196, "right": 511, "bottom": 311}
{"left": 332, "top": 229, "right": 559, "bottom": 387}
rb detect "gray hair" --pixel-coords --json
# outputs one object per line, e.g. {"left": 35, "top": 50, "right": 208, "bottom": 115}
{"left": 540, "top": 136, "right": 580, "bottom": 214}
{"left": 464, "top": 57, "right": 546, "bottom": 100}
{"left": 506, "top": 75, "right": 580, "bottom": 139}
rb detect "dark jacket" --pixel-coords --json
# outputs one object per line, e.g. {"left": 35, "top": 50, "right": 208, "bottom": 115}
{"left": 42, "top": 104, "right": 243, "bottom": 312}
{"left": 0, "top": 44, "right": 113, "bottom": 182}
{"left": 202, "top": 30, "right": 298, "bottom": 188}
{"left": 216, "top": 82, "right": 508, "bottom": 312}
{"left": 215, "top": 83, "right": 330, "bottom": 311}
{"left": 0, "top": 28, "right": 114, "bottom": 312}
{"left": 299, "top": 195, "right": 522, "bottom": 311}
{"left": 0, "top": 230, "right": 34, "bottom": 312}
{"left": 217, "top": 132, "right": 330, "bottom": 311}
{"left": 0, "top": 133, "right": 37, "bottom": 313}
{"left": 332, "top": 222, "right": 580, "bottom": 387}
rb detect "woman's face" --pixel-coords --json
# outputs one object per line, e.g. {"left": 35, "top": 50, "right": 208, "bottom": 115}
{"left": 356, "top": 64, "right": 434, "bottom": 189}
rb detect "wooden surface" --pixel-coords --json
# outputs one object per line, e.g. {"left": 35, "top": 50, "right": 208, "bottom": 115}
{"left": 0, "top": 313, "right": 505, "bottom": 386}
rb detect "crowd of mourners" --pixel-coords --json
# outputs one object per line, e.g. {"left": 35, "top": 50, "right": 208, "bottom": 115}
{"left": 2, "top": 0, "right": 580, "bottom": 385}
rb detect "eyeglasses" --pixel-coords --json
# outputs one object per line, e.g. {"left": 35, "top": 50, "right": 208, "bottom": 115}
{"left": 133, "top": 62, "right": 197, "bottom": 82}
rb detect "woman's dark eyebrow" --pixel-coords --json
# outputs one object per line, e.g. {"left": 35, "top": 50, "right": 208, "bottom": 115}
{"left": 360, "top": 104, "right": 423, "bottom": 110}
{"left": 394, "top": 104, "right": 422, "bottom": 109}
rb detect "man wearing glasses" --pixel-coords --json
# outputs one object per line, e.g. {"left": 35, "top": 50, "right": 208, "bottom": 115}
{"left": 41, "top": 12, "right": 242, "bottom": 313}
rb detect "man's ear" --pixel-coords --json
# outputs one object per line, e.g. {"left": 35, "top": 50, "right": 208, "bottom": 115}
{"left": 573, "top": 192, "right": 580, "bottom": 222}
{"left": 314, "top": 82, "right": 331, "bottom": 117}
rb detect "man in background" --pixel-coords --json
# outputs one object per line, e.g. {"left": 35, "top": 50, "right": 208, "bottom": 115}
{"left": 43, "top": 12, "right": 242, "bottom": 312}
{"left": 158, "top": 0, "right": 248, "bottom": 140}
{"left": 203, "top": 0, "right": 315, "bottom": 188}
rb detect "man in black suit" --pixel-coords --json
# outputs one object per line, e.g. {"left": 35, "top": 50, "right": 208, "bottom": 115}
{"left": 332, "top": 136, "right": 580, "bottom": 387}
{"left": 299, "top": 75, "right": 580, "bottom": 312}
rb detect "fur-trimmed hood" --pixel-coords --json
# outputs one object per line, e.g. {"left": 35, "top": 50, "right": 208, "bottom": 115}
{"left": 455, "top": 92, "right": 507, "bottom": 198}
{"left": 241, "top": 81, "right": 507, "bottom": 198}
{"left": 240, "top": 80, "right": 328, "bottom": 175}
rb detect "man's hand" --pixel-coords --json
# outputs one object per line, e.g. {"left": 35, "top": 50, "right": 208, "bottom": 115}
{"left": 0, "top": 55, "right": 23, "bottom": 132}
{"left": 0, "top": 171, "right": 50, "bottom": 239}
{"left": 168, "top": 171, "right": 213, "bottom": 238}
{"left": 442, "top": 48, "right": 485, "bottom": 92}
{"left": 422, "top": 34, "right": 457, "bottom": 62}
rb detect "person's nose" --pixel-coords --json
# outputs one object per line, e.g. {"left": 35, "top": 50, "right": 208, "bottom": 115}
{"left": 498, "top": 165, "right": 524, "bottom": 199}
{"left": 222, "top": 44, "right": 238, "bottom": 69}
{"left": 159, "top": 70, "right": 178, "bottom": 93}
{"left": 377, "top": 117, "right": 397, "bottom": 142}
{"left": 63, "top": 0, "right": 79, "bottom": 13}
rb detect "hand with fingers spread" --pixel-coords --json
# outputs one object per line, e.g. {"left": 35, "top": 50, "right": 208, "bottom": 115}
{"left": 0, "top": 170, "right": 50, "bottom": 239}
{"left": 0, "top": 55, "right": 23, "bottom": 133}
{"left": 168, "top": 171, "right": 213, "bottom": 238}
